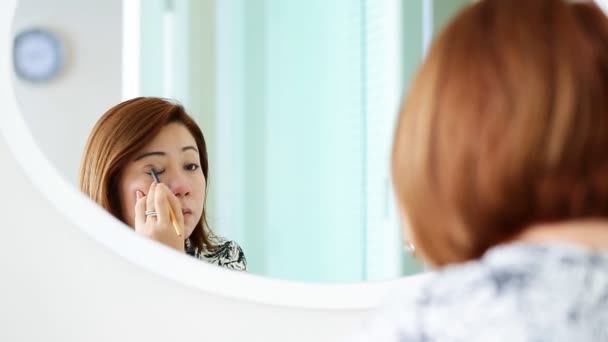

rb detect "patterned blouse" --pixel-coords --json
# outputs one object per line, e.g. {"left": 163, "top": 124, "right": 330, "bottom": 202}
{"left": 355, "top": 242, "right": 608, "bottom": 341}
{"left": 185, "top": 236, "right": 247, "bottom": 271}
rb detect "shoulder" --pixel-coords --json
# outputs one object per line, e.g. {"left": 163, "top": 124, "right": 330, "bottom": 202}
{"left": 356, "top": 243, "right": 608, "bottom": 341}
{"left": 355, "top": 256, "right": 527, "bottom": 341}
{"left": 353, "top": 273, "right": 435, "bottom": 341}
{"left": 200, "top": 236, "right": 247, "bottom": 271}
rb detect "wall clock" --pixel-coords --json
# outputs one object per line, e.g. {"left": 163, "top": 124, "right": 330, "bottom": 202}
{"left": 13, "top": 28, "right": 64, "bottom": 82}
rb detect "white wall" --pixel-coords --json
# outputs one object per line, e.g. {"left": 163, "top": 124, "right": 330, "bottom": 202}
{"left": 11, "top": 0, "right": 122, "bottom": 185}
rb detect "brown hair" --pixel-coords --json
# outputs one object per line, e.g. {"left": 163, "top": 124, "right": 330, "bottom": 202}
{"left": 80, "top": 97, "right": 216, "bottom": 252}
{"left": 392, "top": 0, "right": 608, "bottom": 266}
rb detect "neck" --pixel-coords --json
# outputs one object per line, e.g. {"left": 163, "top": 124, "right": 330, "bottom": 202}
{"left": 515, "top": 219, "right": 608, "bottom": 250}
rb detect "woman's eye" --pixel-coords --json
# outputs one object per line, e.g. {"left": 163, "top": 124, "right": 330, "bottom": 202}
{"left": 185, "top": 164, "right": 199, "bottom": 171}
{"left": 146, "top": 168, "right": 165, "bottom": 175}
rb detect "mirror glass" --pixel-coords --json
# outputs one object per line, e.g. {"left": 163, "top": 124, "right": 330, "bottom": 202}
{"left": 11, "top": 0, "right": 469, "bottom": 282}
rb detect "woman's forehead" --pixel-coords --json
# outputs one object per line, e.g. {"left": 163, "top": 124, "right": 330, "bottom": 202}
{"left": 145, "top": 123, "right": 197, "bottom": 150}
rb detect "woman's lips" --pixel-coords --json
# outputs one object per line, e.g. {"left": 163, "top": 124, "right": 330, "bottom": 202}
{"left": 182, "top": 208, "right": 192, "bottom": 216}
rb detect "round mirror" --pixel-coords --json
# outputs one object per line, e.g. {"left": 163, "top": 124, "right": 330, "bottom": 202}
{"left": 9, "top": 0, "right": 469, "bottom": 283}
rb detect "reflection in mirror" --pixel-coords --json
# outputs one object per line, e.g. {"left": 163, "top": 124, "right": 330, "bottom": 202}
{"left": 12, "top": 0, "right": 468, "bottom": 282}
{"left": 79, "top": 97, "right": 248, "bottom": 271}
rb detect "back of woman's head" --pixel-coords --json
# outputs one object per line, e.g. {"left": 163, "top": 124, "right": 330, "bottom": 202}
{"left": 80, "top": 97, "right": 208, "bottom": 221}
{"left": 392, "top": 0, "right": 608, "bottom": 266}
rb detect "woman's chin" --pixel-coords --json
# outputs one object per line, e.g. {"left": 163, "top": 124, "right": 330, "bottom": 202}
{"left": 183, "top": 225, "right": 196, "bottom": 240}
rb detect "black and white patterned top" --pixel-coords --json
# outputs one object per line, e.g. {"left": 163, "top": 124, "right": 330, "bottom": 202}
{"left": 356, "top": 242, "right": 608, "bottom": 341}
{"left": 185, "top": 236, "right": 247, "bottom": 271}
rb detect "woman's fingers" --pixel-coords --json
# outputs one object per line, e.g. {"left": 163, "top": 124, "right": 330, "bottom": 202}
{"left": 145, "top": 182, "right": 156, "bottom": 219}
{"left": 134, "top": 190, "right": 146, "bottom": 227}
{"left": 153, "top": 184, "right": 170, "bottom": 225}
{"left": 133, "top": 182, "right": 184, "bottom": 251}
{"left": 165, "top": 189, "right": 184, "bottom": 234}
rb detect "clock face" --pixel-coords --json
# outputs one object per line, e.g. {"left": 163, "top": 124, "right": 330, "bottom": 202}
{"left": 13, "top": 29, "right": 63, "bottom": 82}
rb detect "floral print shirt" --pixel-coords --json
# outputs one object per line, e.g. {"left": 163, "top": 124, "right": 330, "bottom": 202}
{"left": 185, "top": 236, "right": 247, "bottom": 271}
{"left": 355, "top": 242, "right": 608, "bottom": 341}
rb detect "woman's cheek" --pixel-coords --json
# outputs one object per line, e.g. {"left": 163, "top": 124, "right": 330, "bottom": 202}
{"left": 122, "top": 189, "right": 137, "bottom": 228}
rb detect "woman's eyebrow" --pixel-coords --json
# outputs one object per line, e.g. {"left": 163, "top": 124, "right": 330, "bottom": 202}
{"left": 134, "top": 151, "right": 166, "bottom": 161}
{"left": 134, "top": 146, "right": 196, "bottom": 161}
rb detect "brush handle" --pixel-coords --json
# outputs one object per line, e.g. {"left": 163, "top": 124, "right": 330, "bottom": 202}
{"left": 168, "top": 207, "right": 182, "bottom": 237}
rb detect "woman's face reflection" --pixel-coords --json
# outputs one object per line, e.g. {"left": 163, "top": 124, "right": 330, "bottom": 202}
{"left": 118, "top": 122, "right": 206, "bottom": 239}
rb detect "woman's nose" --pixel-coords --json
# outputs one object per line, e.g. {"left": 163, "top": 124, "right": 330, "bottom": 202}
{"left": 165, "top": 172, "right": 191, "bottom": 197}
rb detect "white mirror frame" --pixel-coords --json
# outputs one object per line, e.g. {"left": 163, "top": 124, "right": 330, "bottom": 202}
{"left": 0, "top": 0, "right": 428, "bottom": 311}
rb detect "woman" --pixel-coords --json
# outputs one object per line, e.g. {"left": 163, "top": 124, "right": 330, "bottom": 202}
{"left": 80, "top": 97, "right": 246, "bottom": 271}
{"left": 359, "top": 0, "right": 608, "bottom": 340}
